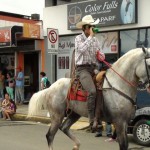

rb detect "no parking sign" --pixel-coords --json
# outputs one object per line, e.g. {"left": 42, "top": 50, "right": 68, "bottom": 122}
{"left": 47, "top": 28, "right": 59, "bottom": 53}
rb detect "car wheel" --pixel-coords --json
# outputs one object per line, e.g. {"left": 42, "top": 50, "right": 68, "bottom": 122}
{"left": 133, "top": 119, "right": 150, "bottom": 146}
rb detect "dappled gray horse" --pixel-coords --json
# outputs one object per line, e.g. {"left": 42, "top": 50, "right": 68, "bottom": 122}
{"left": 28, "top": 47, "right": 150, "bottom": 150}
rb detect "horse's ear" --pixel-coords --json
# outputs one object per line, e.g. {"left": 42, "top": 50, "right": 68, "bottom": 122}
{"left": 142, "top": 46, "right": 147, "bottom": 54}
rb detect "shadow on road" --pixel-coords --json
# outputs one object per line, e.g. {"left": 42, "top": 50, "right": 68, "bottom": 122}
{"left": 129, "top": 147, "right": 149, "bottom": 150}
{"left": 0, "top": 120, "right": 35, "bottom": 127}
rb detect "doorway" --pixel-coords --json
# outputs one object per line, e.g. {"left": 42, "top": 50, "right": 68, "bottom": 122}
{"left": 24, "top": 52, "right": 39, "bottom": 101}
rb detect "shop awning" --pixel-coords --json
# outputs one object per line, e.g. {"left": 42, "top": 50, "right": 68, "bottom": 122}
{"left": 0, "top": 26, "right": 23, "bottom": 48}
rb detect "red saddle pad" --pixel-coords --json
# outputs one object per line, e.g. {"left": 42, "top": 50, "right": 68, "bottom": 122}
{"left": 68, "top": 88, "right": 88, "bottom": 102}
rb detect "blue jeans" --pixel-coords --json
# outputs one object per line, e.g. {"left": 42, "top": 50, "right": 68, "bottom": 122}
{"left": 15, "top": 86, "right": 24, "bottom": 102}
{"left": 106, "top": 122, "right": 112, "bottom": 135}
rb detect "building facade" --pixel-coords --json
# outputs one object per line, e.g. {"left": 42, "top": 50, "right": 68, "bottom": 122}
{"left": 43, "top": 0, "right": 150, "bottom": 106}
{"left": 0, "top": 12, "right": 44, "bottom": 100}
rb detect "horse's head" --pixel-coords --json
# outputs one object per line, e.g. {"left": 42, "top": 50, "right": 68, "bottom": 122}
{"left": 136, "top": 47, "right": 150, "bottom": 92}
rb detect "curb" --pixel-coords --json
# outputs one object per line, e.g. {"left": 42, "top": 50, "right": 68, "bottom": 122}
{"left": 11, "top": 113, "right": 89, "bottom": 124}
{"left": 11, "top": 113, "right": 51, "bottom": 124}
{"left": 11, "top": 113, "right": 90, "bottom": 130}
{"left": 11, "top": 113, "right": 109, "bottom": 131}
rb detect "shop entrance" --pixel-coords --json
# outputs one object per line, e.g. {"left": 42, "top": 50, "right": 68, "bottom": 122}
{"left": 24, "top": 52, "right": 39, "bottom": 101}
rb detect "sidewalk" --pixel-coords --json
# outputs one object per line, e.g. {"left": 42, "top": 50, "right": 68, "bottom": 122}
{"left": 11, "top": 104, "right": 89, "bottom": 130}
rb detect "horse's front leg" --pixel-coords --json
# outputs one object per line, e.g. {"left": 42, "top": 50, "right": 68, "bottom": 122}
{"left": 116, "top": 121, "right": 128, "bottom": 150}
{"left": 59, "top": 111, "right": 81, "bottom": 150}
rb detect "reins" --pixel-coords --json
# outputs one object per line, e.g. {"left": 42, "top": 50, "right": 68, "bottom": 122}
{"left": 101, "top": 59, "right": 137, "bottom": 88}
{"left": 100, "top": 58, "right": 137, "bottom": 106}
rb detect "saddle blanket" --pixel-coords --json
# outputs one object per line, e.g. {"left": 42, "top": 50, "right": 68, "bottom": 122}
{"left": 68, "top": 88, "right": 88, "bottom": 102}
{"left": 67, "top": 70, "right": 106, "bottom": 102}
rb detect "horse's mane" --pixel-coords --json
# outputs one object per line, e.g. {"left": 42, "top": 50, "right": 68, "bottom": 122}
{"left": 112, "top": 48, "right": 143, "bottom": 68}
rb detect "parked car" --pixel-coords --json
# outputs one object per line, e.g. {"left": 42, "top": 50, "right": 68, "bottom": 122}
{"left": 128, "top": 89, "right": 150, "bottom": 146}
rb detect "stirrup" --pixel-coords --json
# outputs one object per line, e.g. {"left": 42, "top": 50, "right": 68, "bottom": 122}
{"left": 90, "top": 122, "right": 97, "bottom": 133}
{"left": 92, "top": 120, "right": 98, "bottom": 129}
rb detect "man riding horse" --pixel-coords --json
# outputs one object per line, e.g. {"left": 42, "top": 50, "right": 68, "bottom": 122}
{"left": 75, "top": 15, "right": 105, "bottom": 129}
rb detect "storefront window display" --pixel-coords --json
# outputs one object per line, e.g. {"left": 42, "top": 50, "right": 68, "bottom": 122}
{"left": 120, "top": 28, "right": 150, "bottom": 55}
{"left": 96, "top": 32, "right": 118, "bottom": 54}
{"left": 0, "top": 54, "right": 14, "bottom": 77}
{"left": 96, "top": 31, "right": 119, "bottom": 65}
{"left": 57, "top": 36, "right": 75, "bottom": 79}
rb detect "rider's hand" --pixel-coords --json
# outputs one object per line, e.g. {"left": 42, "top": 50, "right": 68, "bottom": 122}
{"left": 89, "top": 27, "right": 95, "bottom": 37}
{"left": 96, "top": 50, "right": 105, "bottom": 62}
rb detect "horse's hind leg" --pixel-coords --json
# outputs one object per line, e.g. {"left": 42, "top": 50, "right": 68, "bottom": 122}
{"left": 59, "top": 111, "right": 81, "bottom": 150}
{"left": 116, "top": 122, "right": 128, "bottom": 150}
{"left": 46, "top": 114, "right": 64, "bottom": 150}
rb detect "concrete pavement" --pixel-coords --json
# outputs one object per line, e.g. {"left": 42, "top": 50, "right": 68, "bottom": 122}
{"left": 10, "top": 104, "right": 90, "bottom": 130}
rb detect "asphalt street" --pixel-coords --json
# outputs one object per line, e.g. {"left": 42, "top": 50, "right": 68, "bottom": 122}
{"left": 0, "top": 120, "right": 149, "bottom": 150}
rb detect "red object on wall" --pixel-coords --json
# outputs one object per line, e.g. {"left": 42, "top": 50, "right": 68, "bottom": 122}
{"left": 17, "top": 52, "right": 24, "bottom": 70}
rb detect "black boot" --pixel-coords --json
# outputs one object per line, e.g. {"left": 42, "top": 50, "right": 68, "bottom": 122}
{"left": 87, "top": 93, "right": 96, "bottom": 132}
{"left": 95, "top": 132, "right": 102, "bottom": 137}
{"left": 96, "top": 121, "right": 103, "bottom": 136}
{"left": 89, "top": 113, "right": 97, "bottom": 133}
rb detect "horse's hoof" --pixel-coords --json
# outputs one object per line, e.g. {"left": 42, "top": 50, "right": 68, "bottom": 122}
{"left": 72, "top": 146, "right": 79, "bottom": 150}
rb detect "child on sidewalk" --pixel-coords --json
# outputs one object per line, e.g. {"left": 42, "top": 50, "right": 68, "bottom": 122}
{"left": 2, "top": 93, "right": 16, "bottom": 120}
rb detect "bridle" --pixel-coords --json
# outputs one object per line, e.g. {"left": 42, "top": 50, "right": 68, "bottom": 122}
{"left": 144, "top": 56, "right": 150, "bottom": 86}
{"left": 104, "top": 76, "right": 136, "bottom": 106}
{"left": 102, "top": 48, "right": 150, "bottom": 106}
{"left": 102, "top": 48, "right": 150, "bottom": 88}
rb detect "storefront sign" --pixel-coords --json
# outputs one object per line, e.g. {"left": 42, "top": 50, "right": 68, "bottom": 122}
{"left": 23, "top": 23, "right": 40, "bottom": 39}
{"left": 47, "top": 28, "right": 59, "bottom": 53}
{"left": 0, "top": 28, "right": 11, "bottom": 47}
{"left": 0, "top": 26, "right": 23, "bottom": 48}
{"left": 67, "top": 0, "right": 137, "bottom": 30}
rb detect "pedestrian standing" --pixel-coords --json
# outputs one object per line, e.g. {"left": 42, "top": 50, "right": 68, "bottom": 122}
{"left": 15, "top": 66, "right": 24, "bottom": 105}
{"left": 40, "top": 71, "right": 50, "bottom": 117}
{"left": 5, "top": 72, "right": 15, "bottom": 101}
{"left": 40, "top": 72, "right": 50, "bottom": 90}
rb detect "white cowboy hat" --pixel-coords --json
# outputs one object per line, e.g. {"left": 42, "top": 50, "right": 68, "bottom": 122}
{"left": 76, "top": 15, "right": 100, "bottom": 29}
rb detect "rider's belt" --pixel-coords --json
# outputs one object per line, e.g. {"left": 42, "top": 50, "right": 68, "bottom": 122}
{"left": 76, "top": 64, "right": 96, "bottom": 68}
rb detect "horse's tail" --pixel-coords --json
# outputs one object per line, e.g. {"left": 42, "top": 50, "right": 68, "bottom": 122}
{"left": 27, "top": 89, "right": 49, "bottom": 117}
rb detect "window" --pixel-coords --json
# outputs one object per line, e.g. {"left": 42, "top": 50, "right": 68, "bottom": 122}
{"left": 120, "top": 28, "right": 150, "bottom": 55}
{"left": 120, "top": 28, "right": 150, "bottom": 108}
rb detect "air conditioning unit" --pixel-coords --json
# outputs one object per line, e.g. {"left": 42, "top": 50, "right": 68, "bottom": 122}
{"left": 31, "top": 14, "right": 40, "bottom": 20}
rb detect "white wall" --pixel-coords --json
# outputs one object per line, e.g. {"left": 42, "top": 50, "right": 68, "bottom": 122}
{"left": 0, "top": 20, "right": 23, "bottom": 27}
{"left": 43, "top": 5, "right": 78, "bottom": 36}
{"left": 43, "top": 0, "right": 150, "bottom": 36}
